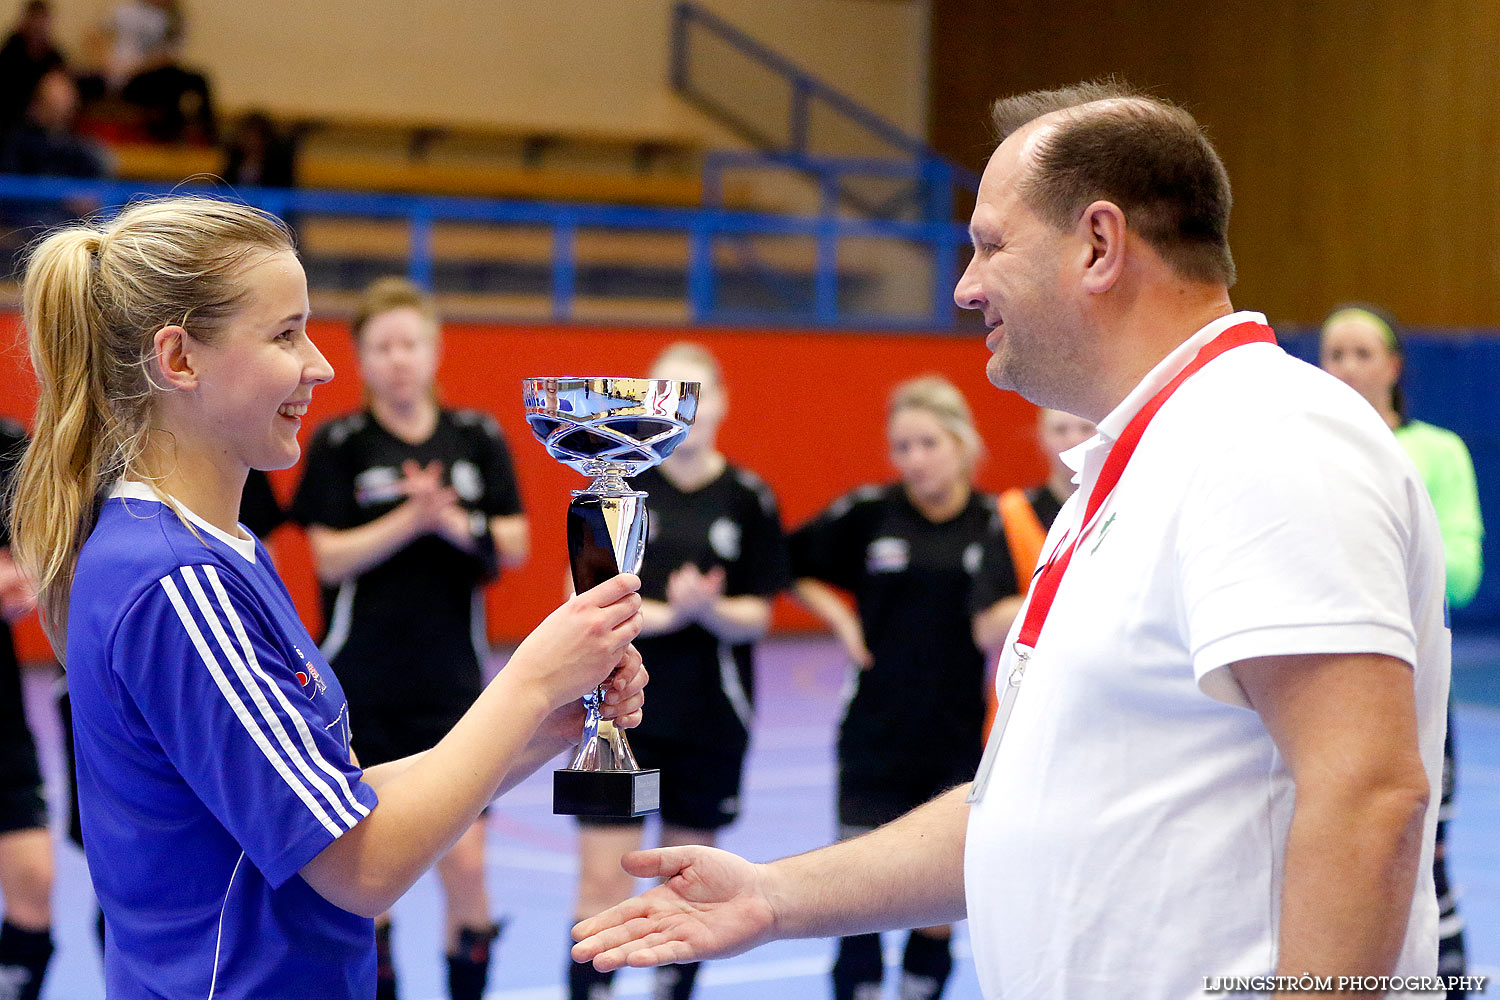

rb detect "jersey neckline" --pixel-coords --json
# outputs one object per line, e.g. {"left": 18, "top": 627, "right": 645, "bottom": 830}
{"left": 109, "top": 480, "right": 257, "bottom": 564}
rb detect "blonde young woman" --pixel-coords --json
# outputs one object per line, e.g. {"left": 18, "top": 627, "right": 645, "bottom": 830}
{"left": 790, "top": 375, "right": 1006, "bottom": 1000}
{"left": 292, "top": 278, "right": 528, "bottom": 1000}
{"left": 1321, "top": 304, "right": 1484, "bottom": 998}
{"left": 568, "top": 343, "right": 788, "bottom": 1000}
{"left": 7, "top": 198, "right": 646, "bottom": 1000}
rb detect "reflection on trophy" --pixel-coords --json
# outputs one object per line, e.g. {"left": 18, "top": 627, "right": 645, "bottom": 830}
{"left": 522, "top": 376, "right": 700, "bottom": 817}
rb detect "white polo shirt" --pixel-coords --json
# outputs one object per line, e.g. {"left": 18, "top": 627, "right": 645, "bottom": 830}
{"left": 964, "top": 311, "right": 1449, "bottom": 999}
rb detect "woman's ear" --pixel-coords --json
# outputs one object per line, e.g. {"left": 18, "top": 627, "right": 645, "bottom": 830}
{"left": 151, "top": 325, "right": 198, "bottom": 391}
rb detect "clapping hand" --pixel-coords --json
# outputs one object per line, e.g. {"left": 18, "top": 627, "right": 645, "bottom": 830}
{"left": 0, "top": 551, "right": 36, "bottom": 623}
{"left": 665, "top": 564, "right": 725, "bottom": 622}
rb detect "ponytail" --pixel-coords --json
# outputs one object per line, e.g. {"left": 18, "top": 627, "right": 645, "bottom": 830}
{"left": 9, "top": 229, "right": 128, "bottom": 654}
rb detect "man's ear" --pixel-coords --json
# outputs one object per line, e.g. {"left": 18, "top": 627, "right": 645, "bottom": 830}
{"left": 151, "top": 325, "right": 198, "bottom": 391}
{"left": 1077, "top": 200, "right": 1127, "bottom": 295}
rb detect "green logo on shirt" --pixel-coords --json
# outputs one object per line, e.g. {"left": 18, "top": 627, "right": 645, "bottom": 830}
{"left": 1090, "top": 513, "right": 1117, "bottom": 555}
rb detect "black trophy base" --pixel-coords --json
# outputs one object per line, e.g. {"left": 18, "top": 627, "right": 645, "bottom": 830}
{"left": 554, "top": 767, "right": 661, "bottom": 818}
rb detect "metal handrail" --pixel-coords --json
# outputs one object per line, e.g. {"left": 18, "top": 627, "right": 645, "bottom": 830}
{"left": 0, "top": 174, "right": 969, "bottom": 329}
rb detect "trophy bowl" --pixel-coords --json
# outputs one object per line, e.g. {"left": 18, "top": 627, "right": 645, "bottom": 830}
{"left": 522, "top": 377, "right": 700, "bottom": 486}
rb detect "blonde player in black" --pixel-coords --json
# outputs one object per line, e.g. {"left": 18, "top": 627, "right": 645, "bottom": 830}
{"left": 568, "top": 343, "right": 788, "bottom": 1000}
{"left": 791, "top": 375, "right": 1007, "bottom": 1000}
{"left": 291, "top": 277, "right": 529, "bottom": 1000}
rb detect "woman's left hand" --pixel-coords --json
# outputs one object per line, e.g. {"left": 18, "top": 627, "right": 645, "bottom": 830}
{"left": 599, "top": 644, "right": 647, "bottom": 729}
{"left": 538, "top": 644, "right": 648, "bottom": 747}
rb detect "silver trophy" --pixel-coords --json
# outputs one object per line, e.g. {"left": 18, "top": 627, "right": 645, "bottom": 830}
{"left": 522, "top": 376, "right": 700, "bottom": 817}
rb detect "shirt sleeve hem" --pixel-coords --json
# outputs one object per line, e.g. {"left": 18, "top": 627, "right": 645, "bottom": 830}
{"left": 1193, "top": 621, "right": 1418, "bottom": 709}
{"left": 259, "top": 781, "right": 379, "bottom": 889}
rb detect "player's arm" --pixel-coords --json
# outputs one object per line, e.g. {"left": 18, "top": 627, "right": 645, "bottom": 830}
{"left": 1230, "top": 652, "right": 1429, "bottom": 989}
{"left": 301, "top": 578, "right": 644, "bottom": 916}
{"left": 695, "top": 594, "right": 772, "bottom": 644}
{"left": 970, "top": 594, "right": 1024, "bottom": 656}
{"left": 360, "top": 689, "right": 605, "bottom": 800}
{"left": 792, "top": 578, "right": 871, "bottom": 668}
{"left": 304, "top": 510, "right": 429, "bottom": 584}
{"left": 572, "top": 783, "right": 971, "bottom": 970}
{"left": 490, "top": 513, "right": 529, "bottom": 569}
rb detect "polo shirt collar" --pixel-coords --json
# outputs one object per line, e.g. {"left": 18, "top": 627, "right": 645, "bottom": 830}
{"left": 1059, "top": 309, "right": 1268, "bottom": 478}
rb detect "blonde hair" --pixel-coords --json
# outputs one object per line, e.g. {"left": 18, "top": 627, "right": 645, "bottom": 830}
{"left": 887, "top": 375, "right": 983, "bottom": 469}
{"left": 351, "top": 276, "right": 439, "bottom": 345}
{"left": 649, "top": 341, "right": 722, "bottom": 390}
{"left": 7, "top": 196, "right": 294, "bottom": 656}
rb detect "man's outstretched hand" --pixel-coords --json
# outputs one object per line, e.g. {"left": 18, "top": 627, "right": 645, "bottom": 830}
{"left": 571, "top": 845, "right": 778, "bottom": 971}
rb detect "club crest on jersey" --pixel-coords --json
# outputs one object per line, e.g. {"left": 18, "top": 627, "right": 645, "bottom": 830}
{"left": 354, "top": 466, "right": 404, "bottom": 506}
{"left": 866, "top": 536, "right": 909, "bottom": 574}
{"left": 708, "top": 517, "right": 741, "bottom": 561}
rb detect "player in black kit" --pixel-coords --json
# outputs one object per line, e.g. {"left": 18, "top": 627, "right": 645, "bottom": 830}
{"left": 291, "top": 278, "right": 528, "bottom": 1000}
{"left": 0, "top": 419, "right": 53, "bottom": 1000}
{"left": 567, "top": 343, "right": 788, "bottom": 1000}
{"left": 790, "top": 376, "right": 1011, "bottom": 1000}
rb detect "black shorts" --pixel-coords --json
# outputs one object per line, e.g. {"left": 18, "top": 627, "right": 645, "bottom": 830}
{"left": 837, "top": 743, "right": 979, "bottom": 832}
{"left": 0, "top": 710, "right": 46, "bottom": 836}
{"left": 348, "top": 703, "right": 465, "bottom": 768}
{"left": 578, "top": 726, "right": 749, "bottom": 832}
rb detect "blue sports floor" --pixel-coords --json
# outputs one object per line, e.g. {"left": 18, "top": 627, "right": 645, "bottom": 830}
{"left": 17, "top": 632, "right": 1500, "bottom": 999}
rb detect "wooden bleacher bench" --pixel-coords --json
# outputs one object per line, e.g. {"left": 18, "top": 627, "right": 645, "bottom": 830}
{"left": 103, "top": 108, "right": 716, "bottom": 207}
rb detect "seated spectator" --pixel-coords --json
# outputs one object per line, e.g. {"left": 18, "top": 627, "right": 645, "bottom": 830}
{"left": 0, "top": 69, "right": 108, "bottom": 178}
{"left": 0, "top": 1, "right": 64, "bottom": 129}
{"left": 223, "top": 111, "right": 296, "bottom": 188}
{"left": 103, "top": 0, "right": 216, "bottom": 142}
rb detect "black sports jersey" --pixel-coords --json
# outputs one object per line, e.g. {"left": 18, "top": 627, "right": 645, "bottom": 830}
{"left": 630, "top": 463, "right": 789, "bottom": 745}
{"left": 240, "top": 468, "right": 286, "bottom": 540}
{"left": 290, "top": 408, "right": 522, "bottom": 716}
{"left": 0, "top": 418, "right": 43, "bottom": 826}
{"left": 968, "top": 483, "right": 1064, "bottom": 613}
{"left": 790, "top": 484, "right": 1005, "bottom": 765}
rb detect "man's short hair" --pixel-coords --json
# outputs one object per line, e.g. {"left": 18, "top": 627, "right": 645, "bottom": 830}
{"left": 991, "top": 80, "right": 1235, "bottom": 287}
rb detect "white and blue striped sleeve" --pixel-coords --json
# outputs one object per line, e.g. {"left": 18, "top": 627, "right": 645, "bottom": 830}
{"left": 111, "top": 562, "right": 378, "bottom": 888}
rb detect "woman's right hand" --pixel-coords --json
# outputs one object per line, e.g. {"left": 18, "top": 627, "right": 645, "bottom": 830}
{"left": 509, "top": 574, "right": 644, "bottom": 710}
{"left": 837, "top": 621, "right": 875, "bottom": 671}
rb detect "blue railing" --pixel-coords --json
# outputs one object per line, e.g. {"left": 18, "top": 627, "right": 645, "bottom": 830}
{"left": 0, "top": 174, "right": 970, "bottom": 330}
{"left": 671, "top": 1, "right": 978, "bottom": 223}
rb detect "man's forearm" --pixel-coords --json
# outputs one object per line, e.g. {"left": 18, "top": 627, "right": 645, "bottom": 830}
{"left": 1273, "top": 781, "right": 1428, "bottom": 989}
{"left": 766, "top": 784, "right": 970, "bottom": 940}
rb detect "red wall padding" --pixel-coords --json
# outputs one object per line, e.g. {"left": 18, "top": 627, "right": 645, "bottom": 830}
{"left": 1, "top": 316, "right": 1043, "bottom": 662}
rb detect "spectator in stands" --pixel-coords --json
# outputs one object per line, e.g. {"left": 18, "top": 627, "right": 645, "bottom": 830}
{"left": 1320, "top": 303, "right": 1485, "bottom": 1000}
{"left": 0, "top": 68, "right": 108, "bottom": 178}
{"left": 0, "top": 1, "right": 64, "bottom": 130}
{"left": 102, "top": 0, "right": 215, "bottom": 142}
{"left": 223, "top": 111, "right": 296, "bottom": 189}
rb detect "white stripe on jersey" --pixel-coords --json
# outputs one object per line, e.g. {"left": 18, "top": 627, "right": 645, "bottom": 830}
{"left": 319, "top": 580, "right": 356, "bottom": 663}
{"left": 717, "top": 643, "right": 754, "bottom": 732}
{"left": 198, "top": 565, "right": 370, "bottom": 825}
{"left": 160, "top": 574, "right": 346, "bottom": 837}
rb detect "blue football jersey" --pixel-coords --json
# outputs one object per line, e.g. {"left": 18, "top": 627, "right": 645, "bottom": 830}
{"left": 67, "top": 482, "right": 379, "bottom": 998}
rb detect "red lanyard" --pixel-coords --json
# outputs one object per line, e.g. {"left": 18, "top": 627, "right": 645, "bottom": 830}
{"left": 1014, "top": 320, "right": 1277, "bottom": 657}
